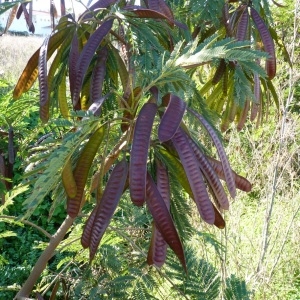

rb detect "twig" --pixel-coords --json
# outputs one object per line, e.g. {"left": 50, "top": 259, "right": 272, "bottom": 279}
{"left": 0, "top": 215, "right": 52, "bottom": 239}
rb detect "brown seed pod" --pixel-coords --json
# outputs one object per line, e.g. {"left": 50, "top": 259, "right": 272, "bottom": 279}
{"left": 188, "top": 138, "right": 229, "bottom": 210}
{"left": 212, "top": 59, "right": 226, "bottom": 85}
{"left": 206, "top": 156, "right": 252, "bottom": 192}
{"left": 158, "top": 94, "right": 186, "bottom": 143}
{"left": 90, "top": 46, "right": 108, "bottom": 104}
{"left": 237, "top": 99, "right": 250, "bottom": 131}
{"left": 250, "top": 7, "right": 276, "bottom": 79}
{"left": 188, "top": 108, "right": 236, "bottom": 199}
{"left": 147, "top": 159, "right": 170, "bottom": 267}
{"left": 67, "top": 126, "right": 105, "bottom": 218}
{"left": 146, "top": 172, "right": 186, "bottom": 271}
{"left": 62, "top": 159, "right": 77, "bottom": 198}
{"left": 129, "top": 102, "right": 158, "bottom": 206}
{"left": 38, "top": 36, "right": 50, "bottom": 108}
{"left": 236, "top": 5, "right": 249, "bottom": 41}
{"left": 3, "top": 4, "right": 19, "bottom": 34}
{"left": 73, "top": 19, "right": 114, "bottom": 106}
{"left": 89, "top": 160, "right": 128, "bottom": 260}
{"left": 13, "top": 25, "right": 73, "bottom": 99}
{"left": 172, "top": 128, "right": 215, "bottom": 224}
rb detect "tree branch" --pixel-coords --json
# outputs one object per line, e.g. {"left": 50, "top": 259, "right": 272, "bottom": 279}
{"left": 14, "top": 215, "right": 74, "bottom": 299}
{"left": 0, "top": 215, "right": 52, "bottom": 239}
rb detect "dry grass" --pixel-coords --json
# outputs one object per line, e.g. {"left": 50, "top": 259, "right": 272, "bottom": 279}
{"left": 0, "top": 34, "right": 43, "bottom": 81}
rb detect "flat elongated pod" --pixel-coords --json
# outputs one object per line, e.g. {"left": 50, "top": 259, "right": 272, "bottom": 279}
{"left": 212, "top": 59, "right": 226, "bottom": 85}
{"left": 124, "top": 6, "right": 174, "bottom": 26}
{"left": 16, "top": 3, "right": 24, "bottom": 19}
{"left": 73, "top": 19, "right": 113, "bottom": 106}
{"left": 129, "top": 103, "right": 157, "bottom": 206}
{"left": 250, "top": 7, "right": 276, "bottom": 80}
{"left": 158, "top": 94, "right": 186, "bottom": 143}
{"left": 236, "top": 6, "right": 249, "bottom": 41}
{"left": 80, "top": 0, "right": 117, "bottom": 20}
{"left": 147, "top": 159, "right": 170, "bottom": 267}
{"left": 237, "top": 99, "right": 250, "bottom": 131}
{"left": 147, "top": 222, "right": 168, "bottom": 267}
{"left": 67, "top": 126, "right": 105, "bottom": 218}
{"left": 13, "top": 26, "right": 72, "bottom": 99}
{"left": 89, "top": 160, "right": 128, "bottom": 260}
{"left": 188, "top": 108, "right": 236, "bottom": 199}
{"left": 251, "top": 73, "right": 261, "bottom": 121}
{"left": 22, "top": 2, "right": 34, "bottom": 33}
{"left": 90, "top": 47, "right": 108, "bottom": 103}
{"left": 81, "top": 207, "right": 97, "bottom": 249}
{"left": 148, "top": 0, "right": 174, "bottom": 21}
{"left": 58, "top": 69, "right": 69, "bottom": 118}
{"left": 62, "top": 159, "right": 77, "bottom": 198}
{"left": 188, "top": 138, "right": 229, "bottom": 210}
{"left": 146, "top": 172, "right": 186, "bottom": 271}
{"left": 69, "top": 33, "right": 79, "bottom": 102}
{"left": 172, "top": 128, "right": 215, "bottom": 224}
{"left": 48, "top": 33, "right": 73, "bottom": 97}
{"left": 158, "top": 146, "right": 225, "bottom": 229}
{"left": 39, "top": 36, "right": 50, "bottom": 108}
{"left": 222, "top": 3, "right": 232, "bottom": 36}
{"left": 4, "top": 4, "right": 18, "bottom": 34}
{"left": 206, "top": 156, "right": 252, "bottom": 192}
{"left": 213, "top": 204, "right": 225, "bottom": 229}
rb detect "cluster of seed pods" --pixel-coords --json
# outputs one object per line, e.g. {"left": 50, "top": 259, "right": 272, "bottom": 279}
{"left": 75, "top": 94, "right": 252, "bottom": 269}
{"left": 211, "top": 2, "right": 277, "bottom": 131}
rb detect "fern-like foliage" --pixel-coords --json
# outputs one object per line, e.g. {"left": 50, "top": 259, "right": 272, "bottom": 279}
{"left": 224, "top": 274, "right": 252, "bottom": 300}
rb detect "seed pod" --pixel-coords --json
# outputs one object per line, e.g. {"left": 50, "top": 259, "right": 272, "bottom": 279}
{"left": 236, "top": 6, "right": 249, "bottom": 41}
{"left": 213, "top": 204, "right": 225, "bottom": 229}
{"left": 188, "top": 108, "right": 236, "bottom": 199}
{"left": 146, "top": 172, "right": 186, "bottom": 271}
{"left": 16, "top": 3, "right": 25, "bottom": 19}
{"left": 250, "top": 7, "right": 276, "bottom": 79}
{"left": 62, "top": 159, "right": 77, "bottom": 198}
{"left": 251, "top": 73, "right": 261, "bottom": 121}
{"left": 222, "top": 2, "right": 231, "bottom": 36}
{"left": 39, "top": 35, "right": 50, "bottom": 108}
{"left": 4, "top": 4, "right": 18, "bottom": 34}
{"left": 81, "top": 207, "right": 97, "bottom": 249}
{"left": 89, "top": 160, "right": 128, "bottom": 260}
{"left": 206, "top": 156, "right": 252, "bottom": 192}
{"left": 158, "top": 94, "right": 186, "bottom": 142}
{"left": 147, "top": 222, "right": 168, "bottom": 267}
{"left": 13, "top": 25, "right": 72, "bottom": 99}
{"left": 129, "top": 103, "right": 158, "bottom": 206}
{"left": 48, "top": 33, "right": 73, "bottom": 99}
{"left": 69, "top": 33, "right": 79, "bottom": 103}
{"left": 58, "top": 69, "right": 69, "bottom": 118}
{"left": 67, "top": 126, "right": 105, "bottom": 218}
{"left": 147, "top": 159, "right": 170, "bottom": 267}
{"left": 80, "top": 0, "right": 118, "bottom": 20}
{"left": 188, "top": 138, "right": 229, "bottom": 210}
{"left": 158, "top": 147, "right": 225, "bottom": 229}
{"left": 172, "top": 128, "right": 215, "bottom": 224}
{"left": 90, "top": 46, "right": 108, "bottom": 103}
{"left": 237, "top": 99, "right": 250, "bottom": 131}
{"left": 73, "top": 19, "right": 114, "bottom": 106}
{"left": 124, "top": 6, "right": 175, "bottom": 27}
{"left": 212, "top": 59, "right": 226, "bottom": 85}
